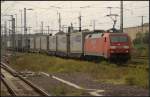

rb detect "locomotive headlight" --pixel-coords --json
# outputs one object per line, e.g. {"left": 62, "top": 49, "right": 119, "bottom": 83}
{"left": 123, "top": 46, "right": 129, "bottom": 49}
{"left": 126, "top": 50, "right": 129, "bottom": 53}
{"left": 110, "top": 46, "right": 116, "bottom": 49}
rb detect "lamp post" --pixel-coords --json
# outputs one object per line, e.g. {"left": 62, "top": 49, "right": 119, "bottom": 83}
{"left": 24, "top": 8, "right": 33, "bottom": 51}
{"left": 50, "top": 6, "right": 62, "bottom": 32}
{"left": 14, "top": 14, "right": 18, "bottom": 51}
{"left": 19, "top": 9, "right": 23, "bottom": 51}
{"left": 79, "top": 5, "right": 90, "bottom": 32}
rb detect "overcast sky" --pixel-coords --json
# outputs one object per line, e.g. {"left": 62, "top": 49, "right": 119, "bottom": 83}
{"left": 1, "top": 1, "right": 149, "bottom": 34}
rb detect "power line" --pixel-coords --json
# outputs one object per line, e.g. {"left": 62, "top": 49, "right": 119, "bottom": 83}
{"left": 16, "top": 1, "right": 65, "bottom": 10}
{"left": 120, "top": 1, "right": 123, "bottom": 33}
{"left": 138, "top": 16, "right": 146, "bottom": 32}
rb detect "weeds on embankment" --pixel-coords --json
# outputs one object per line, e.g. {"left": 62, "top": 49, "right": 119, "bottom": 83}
{"left": 9, "top": 52, "right": 149, "bottom": 89}
{"left": 50, "top": 84, "right": 87, "bottom": 96}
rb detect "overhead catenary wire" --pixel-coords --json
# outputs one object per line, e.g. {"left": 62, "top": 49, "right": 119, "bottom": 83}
{"left": 2, "top": 1, "right": 149, "bottom": 34}
{"left": 2, "top": 2, "right": 148, "bottom": 12}
{"left": 2, "top": 2, "right": 148, "bottom": 19}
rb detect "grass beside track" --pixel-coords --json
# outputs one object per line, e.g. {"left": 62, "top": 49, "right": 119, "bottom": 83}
{"left": 49, "top": 84, "right": 87, "bottom": 96}
{"left": 9, "top": 52, "right": 149, "bottom": 89}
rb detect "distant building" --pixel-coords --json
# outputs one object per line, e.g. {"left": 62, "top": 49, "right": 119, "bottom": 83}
{"left": 123, "top": 23, "right": 149, "bottom": 41}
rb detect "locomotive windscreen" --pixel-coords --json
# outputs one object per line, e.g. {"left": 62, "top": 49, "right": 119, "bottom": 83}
{"left": 110, "top": 35, "right": 128, "bottom": 42}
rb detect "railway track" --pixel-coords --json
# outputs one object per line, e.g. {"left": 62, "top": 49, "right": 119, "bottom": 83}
{"left": 0, "top": 62, "right": 51, "bottom": 96}
{"left": 1, "top": 79, "right": 11, "bottom": 96}
{"left": 136, "top": 57, "right": 148, "bottom": 59}
{"left": 133, "top": 56, "right": 148, "bottom": 59}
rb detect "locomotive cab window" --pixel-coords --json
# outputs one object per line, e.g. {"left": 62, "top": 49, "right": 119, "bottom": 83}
{"left": 104, "top": 37, "right": 106, "bottom": 42}
{"left": 89, "top": 34, "right": 92, "bottom": 37}
{"left": 110, "top": 35, "right": 128, "bottom": 42}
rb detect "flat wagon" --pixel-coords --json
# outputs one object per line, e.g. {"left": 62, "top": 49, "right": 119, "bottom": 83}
{"left": 35, "top": 35, "right": 41, "bottom": 52}
{"left": 48, "top": 35, "right": 56, "bottom": 55}
{"left": 56, "top": 33, "right": 69, "bottom": 57}
{"left": 40, "top": 35, "right": 48, "bottom": 53}
{"left": 29, "top": 36, "right": 35, "bottom": 52}
{"left": 69, "top": 31, "right": 85, "bottom": 58}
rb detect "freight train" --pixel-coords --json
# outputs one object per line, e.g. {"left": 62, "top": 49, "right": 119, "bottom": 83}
{"left": 7, "top": 28, "right": 132, "bottom": 62}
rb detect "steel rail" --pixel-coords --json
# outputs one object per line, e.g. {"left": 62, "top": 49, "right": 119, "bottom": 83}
{"left": 1, "top": 62, "right": 51, "bottom": 96}
{"left": 1, "top": 75, "right": 17, "bottom": 96}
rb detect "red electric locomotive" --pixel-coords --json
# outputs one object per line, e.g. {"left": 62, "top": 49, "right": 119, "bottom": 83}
{"left": 84, "top": 29, "right": 132, "bottom": 61}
